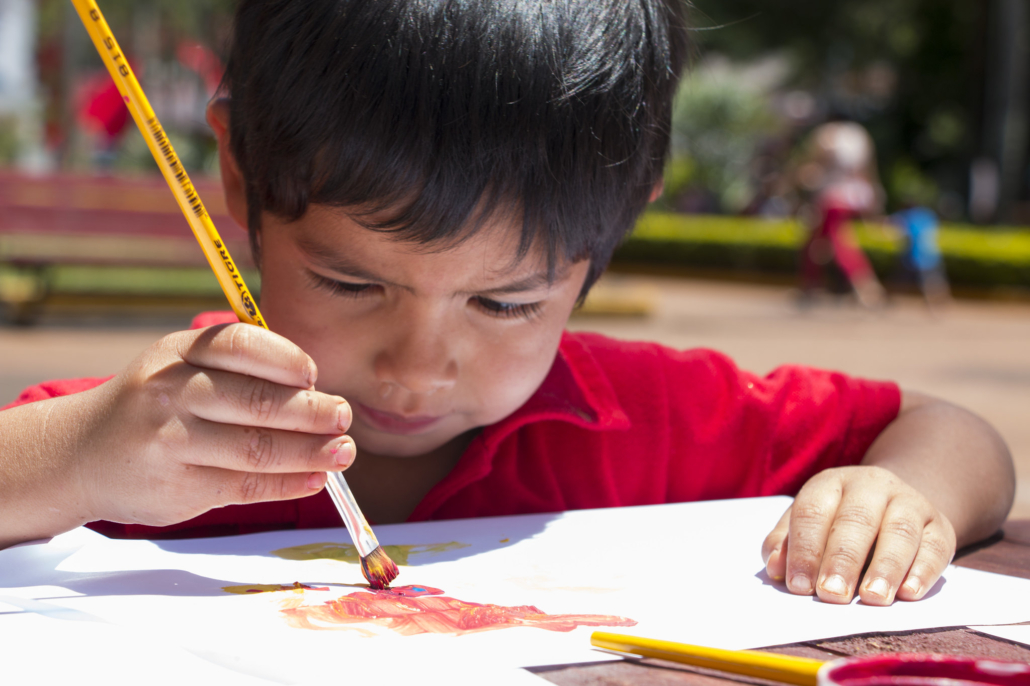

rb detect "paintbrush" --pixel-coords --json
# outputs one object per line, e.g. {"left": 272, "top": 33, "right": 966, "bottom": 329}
{"left": 591, "top": 632, "right": 825, "bottom": 686}
{"left": 70, "top": 0, "right": 399, "bottom": 590}
{"left": 324, "top": 473, "right": 398, "bottom": 588}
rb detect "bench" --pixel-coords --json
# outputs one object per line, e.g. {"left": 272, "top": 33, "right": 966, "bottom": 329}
{"left": 0, "top": 170, "right": 253, "bottom": 323}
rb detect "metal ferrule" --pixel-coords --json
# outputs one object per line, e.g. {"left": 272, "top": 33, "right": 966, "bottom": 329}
{"left": 325, "top": 472, "right": 379, "bottom": 557}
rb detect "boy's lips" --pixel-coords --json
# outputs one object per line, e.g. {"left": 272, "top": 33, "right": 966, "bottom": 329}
{"left": 354, "top": 403, "right": 446, "bottom": 435}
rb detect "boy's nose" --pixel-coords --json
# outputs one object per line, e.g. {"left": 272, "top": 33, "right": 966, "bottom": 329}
{"left": 373, "top": 326, "right": 458, "bottom": 397}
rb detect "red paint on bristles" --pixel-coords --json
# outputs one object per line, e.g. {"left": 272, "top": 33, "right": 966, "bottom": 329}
{"left": 361, "top": 546, "right": 400, "bottom": 590}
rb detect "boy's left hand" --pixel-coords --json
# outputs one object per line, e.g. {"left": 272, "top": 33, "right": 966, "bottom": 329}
{"left": 761, "top": 465, "right": 957, "bottom": 605}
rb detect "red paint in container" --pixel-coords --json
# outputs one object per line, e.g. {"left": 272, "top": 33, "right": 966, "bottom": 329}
{"left": 819, "top": 654, "right": 1030, "bottom": 686}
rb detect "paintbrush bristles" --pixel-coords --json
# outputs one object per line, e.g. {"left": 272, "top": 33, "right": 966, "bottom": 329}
{"left": 361, "top": 546, "right": 400, "bottom": 590}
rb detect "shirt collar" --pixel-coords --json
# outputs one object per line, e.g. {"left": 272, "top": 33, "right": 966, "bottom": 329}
{"left": 476, "top": 331, "right": 631, "bottom": 450}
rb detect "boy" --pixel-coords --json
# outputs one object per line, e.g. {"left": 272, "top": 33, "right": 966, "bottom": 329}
{"left": 0, "top": 0, "right": 1014, "bottom": 609}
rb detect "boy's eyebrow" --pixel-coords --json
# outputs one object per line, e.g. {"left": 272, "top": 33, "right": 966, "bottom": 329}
{"left": 298, "top": 238, "right": 568, "bottom": 295}
{"left": 300, "top": 239, "right": 395, "bottom": 285}
{"left": 474, "top": 270, "right": 565, "bottom": 297}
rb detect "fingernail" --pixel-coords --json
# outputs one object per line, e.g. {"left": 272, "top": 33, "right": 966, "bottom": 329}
{"left": 903, "top": 577, "right": 922, "bottom": 597}
{"left": 338, "top": 401, "right": 351, "bottom": 431}
{"left": 789, "top": 573, "right": 812, "bottom": 594}
{"left": 332, "top": 440, "right": 355, "bottom": 467}
{"left": 865, "top": 577, "right": 890, "bottom": 600}
{"left": 820, "top": 574, "right": 848, "bottom": 596}
{"left": 306, "top": 472, "right": 326, "bottom": 490}
{"left": 306, "top": 363, "right": 317, "bottom": 387}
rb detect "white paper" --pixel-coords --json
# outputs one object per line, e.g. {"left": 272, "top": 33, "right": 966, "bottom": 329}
{"left": 0, "top": 610, "right": 546, "bottom": 686}
{"left": 2, "top": 497, "right": 1029, "bottom": 684}
{"left": 968, "top": 624, "right": 1030, "bottom": 648}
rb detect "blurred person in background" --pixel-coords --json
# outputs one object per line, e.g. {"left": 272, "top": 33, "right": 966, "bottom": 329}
{"left": 795, "top": 121, "right": 886, "bottom": 309}
{"left": 76, "top": 70, "right": 130, "bottom": 169}
{"left": 889, "top": 205, "right": 950, "bottom": 311}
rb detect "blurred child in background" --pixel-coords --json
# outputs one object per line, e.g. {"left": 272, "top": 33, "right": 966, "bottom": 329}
{"left": 890, "top": 206, "right": 950, "bottom": 310}
{"left": 796, "top": 122, "right": 886, "bottom": 308}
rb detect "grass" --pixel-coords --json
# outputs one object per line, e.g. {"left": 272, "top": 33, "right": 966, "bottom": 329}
{"left": 51, "top": 266, "right": 263, "bottom": 296}
{"left": 631, "top": 214, "right": 804, "bottom": 247}
{"left": 0, "top": 264, "right": 261, "bottom": 299}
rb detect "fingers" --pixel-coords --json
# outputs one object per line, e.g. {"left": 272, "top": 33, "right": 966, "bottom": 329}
{"left": 199, "top": 466, "right": 329, "bottom": 509}
{"left": 179, "top": 323, "right": 318, "bottom": 389}
{"left": 183, "top": 367, "right": 351, "bottom": 435}
{"left": 784, "top": 475, "right": 842, "bottom": 596}
{"left": 854, "top": 497, "right": 929, "bottom": 605}
{"left": 813, "top": 487, "right": 889, "bottom": 604}
{"left": 182, "top": 419, "right": 356, "bottom": 474}
{"left": 894, "top": 515, "right": 955, "bottom": 602}
{"left": 777, "top": 466, "right": 958, "bottom": 606}
{"left": 762, "top": 506, "right": 792, "bottom": 581}
{"left": 119, "top": 462, "right": 332, "bottom": 528}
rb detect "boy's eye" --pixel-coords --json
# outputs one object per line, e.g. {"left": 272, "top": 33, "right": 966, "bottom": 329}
{"left": 308, "top": 271, "right": 379, "bottom": 298}
{"left": 473, "top": 296, "right": 543, "bottom": 320}
{"left": 308, "top": 271, "right": 540, "bottom": 319}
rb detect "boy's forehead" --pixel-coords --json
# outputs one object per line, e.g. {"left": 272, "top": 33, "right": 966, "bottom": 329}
{"left": 286, "top": 205, "right": 567, "bottom": 288}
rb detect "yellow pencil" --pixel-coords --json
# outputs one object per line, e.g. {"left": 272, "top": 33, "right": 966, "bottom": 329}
{"left": 70, "top": 0, "right": 399, "bottom": 590}
{"left": 591, "top": 631, "right": 826, "bottom": 686}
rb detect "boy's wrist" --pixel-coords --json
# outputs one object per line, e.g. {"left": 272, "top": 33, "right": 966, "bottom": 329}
{"left": 0, "top": 392, "right": 100, "bottom": 548}
{"left": 35, "top": 389, "right": 109, "bottom": 533}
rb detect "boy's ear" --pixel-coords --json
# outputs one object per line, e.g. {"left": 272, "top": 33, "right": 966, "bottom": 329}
{"left": 205, "top": 98, "right": 249, "bottom": 234}
{"left": 649, "top": 179, "right": 665, "bottom": 203}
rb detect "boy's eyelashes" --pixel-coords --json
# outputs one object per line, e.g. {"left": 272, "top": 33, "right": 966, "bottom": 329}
{"left": 307, "top": 271, "right": 379, "bottom": 298}
{"left": 305, "top": 271, "right": 544, "bottom": 321}
{"left": 472, "top": 297, "right": 543, "bottom": 320}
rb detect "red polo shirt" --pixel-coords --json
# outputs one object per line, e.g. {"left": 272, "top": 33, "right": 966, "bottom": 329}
{"left": 4, "top": 312, "right": 901, "bottom": 539}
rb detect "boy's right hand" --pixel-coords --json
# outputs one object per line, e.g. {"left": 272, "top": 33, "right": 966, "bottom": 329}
{"left": 74, "top": 323, "right": 353, "bottom": 528}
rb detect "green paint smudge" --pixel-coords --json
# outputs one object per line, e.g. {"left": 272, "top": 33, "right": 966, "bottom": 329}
{"left": 222, "top": 581, "right": 328, "bottom": 594}
{"left": 270, "top": 541, "right": 470, "bottom": 566}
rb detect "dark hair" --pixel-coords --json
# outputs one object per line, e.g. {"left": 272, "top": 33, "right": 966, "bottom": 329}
{"left": 223, "top": 0, "right": 690, "bottom": 293}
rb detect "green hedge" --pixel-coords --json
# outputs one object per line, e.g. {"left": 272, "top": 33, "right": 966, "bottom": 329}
{"left": 614, "top": 213, "right": 1030, "bottom": 290}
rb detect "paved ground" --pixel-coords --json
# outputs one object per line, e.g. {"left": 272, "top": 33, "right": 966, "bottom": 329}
{"left": 2, "top": 276, "right": 1028, "bottom": 519}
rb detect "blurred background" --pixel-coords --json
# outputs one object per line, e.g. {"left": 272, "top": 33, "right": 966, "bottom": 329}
{"left": 1, "top": 0, "right": 1028, "bottom": 518}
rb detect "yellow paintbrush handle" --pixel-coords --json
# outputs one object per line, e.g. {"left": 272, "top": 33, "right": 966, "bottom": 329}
{"left": 591, "top": 631, "right": 825, "bottom": 686}
{"left": 70, "top": 0, "right": 266, "bottom": 330}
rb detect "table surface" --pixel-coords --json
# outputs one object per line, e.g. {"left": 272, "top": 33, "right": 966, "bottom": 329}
{"left": 535, "top": 520, "right": 1030, "bottom": 685}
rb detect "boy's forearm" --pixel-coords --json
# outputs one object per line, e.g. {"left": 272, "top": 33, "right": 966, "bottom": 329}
{"left": 0, "top": 394, "right": 97, "bottom": 549}
{"left": 861, "top": 391, "right": 1015, "bottom": 549}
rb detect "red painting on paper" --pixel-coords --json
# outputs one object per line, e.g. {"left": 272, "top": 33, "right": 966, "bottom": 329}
{"left": 279, "top": 585, "right": 636, "bottom": 636}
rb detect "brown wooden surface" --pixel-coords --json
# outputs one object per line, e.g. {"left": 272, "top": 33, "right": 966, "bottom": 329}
{"left": 533, "top": 520, "right": 1030, "bottom": 685}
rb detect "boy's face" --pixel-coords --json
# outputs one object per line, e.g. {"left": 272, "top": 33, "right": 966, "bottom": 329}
{"left": 257, "top": 206, "right": 590, "bottom": 458}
